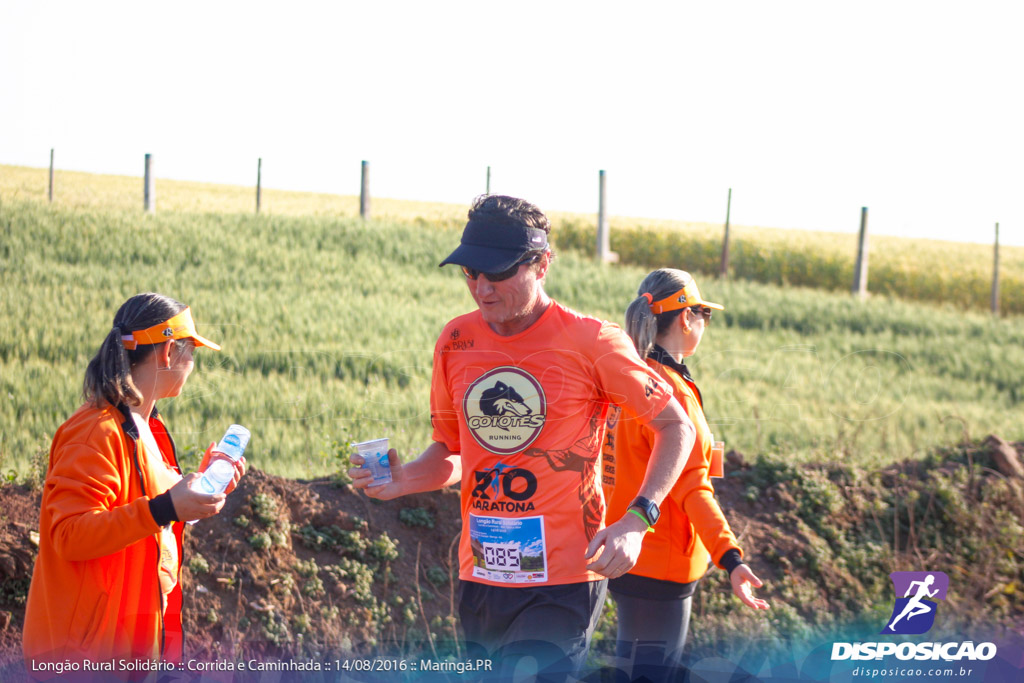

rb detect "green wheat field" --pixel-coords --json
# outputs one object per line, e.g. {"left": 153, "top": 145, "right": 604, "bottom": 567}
{"left": 1, "top": 164, "right": 1022, "bottom": 481}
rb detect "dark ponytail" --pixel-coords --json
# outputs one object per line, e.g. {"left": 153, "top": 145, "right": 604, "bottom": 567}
{"left": 623, "top": 269, "right": 693, "bottom": 358}
{"left": 83, "top": 293, "right": 187, "bottom": 408}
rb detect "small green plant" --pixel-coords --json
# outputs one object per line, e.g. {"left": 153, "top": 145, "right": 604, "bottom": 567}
{"left": 325, "top": 558, "right": 376, "bottom": 605}
{"left": 205, "top": 608, "right": 219, "bottom": 624}
{"left": 273, "top": 573, "right": 296, "bottom": 594}
{"left": 303, "top": 575, "right": 325, "bottom": 597}
{"left": 368, "top": 532, "right": 399, "bottom": 563}
{"left": 248, "top": 532, "right": 272, "bottom": 550}
{"left": 425, "top": 565, "right": 448, "bottom": 587}
{"left": 270, "top": 527, "right": 290, "bottom": 547}
{"left": 368, "top": 599, "right": 393, "bottom": 629}
{"left": 261, "top": 613, "right": 292, "bottom": 646}
{"left": 292, "top": 613, "right": 311, "bottom": 634}
{"left": 318, "top": 432, "right": 354, "bottom": 472}
{"left": 295, "top": 523, "right": 384, "bottom": 558}
{"left": 337, "top": 529, "right": 369, "bottom": 555}
{"left": 330, "top": 434, "right": 355, "bottom": 487}
{"left": 295, "top": 524, "right": 331, "bottom": 550}
{"left": 0, "top": 578, "right": 30, "bottom": 606}
{"left": 249, "top": 493, "right": 280, "bottom": 526}
{"left": 294, "top": 558, "right": 319, "bottom": 577}
{"left": 188, "top": 554, "right": 210, "bottom": 574}
{"left": 744, "top": 485, "right": 760, "bottom": 503}
{"left": 234, "top": 514, "right": 250, "bottom": 528}
{"left": 399, "top": 507, "right": 435, "bottom": 529}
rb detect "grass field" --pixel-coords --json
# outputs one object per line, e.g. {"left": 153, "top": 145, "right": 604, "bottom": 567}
{"left": 2, "top": 179, "right": 1022, "bottom": 481}
{"left": 5, "top": 162, "right": 1021, "bottom": 315}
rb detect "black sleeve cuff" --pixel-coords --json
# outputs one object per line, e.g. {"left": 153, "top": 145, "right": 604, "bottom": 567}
{"left": 719, "top": 548, "right": 744, "bottom": 575}
{"left": 149, "top": 491, "right": 179, "bottom": 527}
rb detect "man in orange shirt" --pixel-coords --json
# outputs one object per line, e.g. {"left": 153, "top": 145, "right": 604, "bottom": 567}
{"left": 350, "top": 195, "right": 696, "bottom": 680}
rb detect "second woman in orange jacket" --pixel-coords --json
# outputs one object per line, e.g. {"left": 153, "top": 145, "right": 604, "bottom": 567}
{"left": 602, "top": 268, "right": 768, "bottom": 680}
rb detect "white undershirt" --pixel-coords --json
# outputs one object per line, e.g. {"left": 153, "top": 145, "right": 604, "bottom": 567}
{"left": 131, "top": 412, "right": 163, "bottom": 465}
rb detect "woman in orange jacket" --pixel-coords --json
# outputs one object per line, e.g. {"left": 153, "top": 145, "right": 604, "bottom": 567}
{"left": 23, "top": 293, "right": 245, "bottom": 677}
{"left": 602, "top": 269, "right": 768, "bottom": 680}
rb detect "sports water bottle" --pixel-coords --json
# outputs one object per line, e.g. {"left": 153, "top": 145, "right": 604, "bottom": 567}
{"left": 188, "top": 425, "right": 250, "bottom": 523}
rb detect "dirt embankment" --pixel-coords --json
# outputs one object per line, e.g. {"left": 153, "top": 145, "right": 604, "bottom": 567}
{"left": 0, "top": 470, "right": 464, "bottom": 680}
{"left": 2, "top": 437, "right": 1023, "bottom": 680}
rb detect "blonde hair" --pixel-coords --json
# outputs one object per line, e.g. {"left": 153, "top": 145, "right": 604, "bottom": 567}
{"left": 82, "top": 293, "right": 187, "bottom": 408}
{"left": 624, "top": 269, "right": 694, "bottom": 359}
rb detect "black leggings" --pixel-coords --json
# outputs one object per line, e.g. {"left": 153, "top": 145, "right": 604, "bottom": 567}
{"left": 611, "top": 590, "right": 693, "bottom": 681}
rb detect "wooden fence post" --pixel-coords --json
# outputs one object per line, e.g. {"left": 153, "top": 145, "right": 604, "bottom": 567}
{"left": 256, "top": 158, "right": 262, "bottom": 214}
{"left": 48, "top": 149, "right": 55, "bottom": 203}
{"left": 852, "top": 207, "right": 869, "bottom": 298}
{"left": 143, "top": 154, "right": 155, "bottom": 214}
{"left": 486, "top": 166, "right": 491, "bottom": 195}
{"left": 719, "top": 188, "right": 732, "bottom": 278}
{"left": 992, "top": 222, "right": 1000, "bottom": 316}
{"left": 597, "top": 170, "right": 611, "bottom": 263}
{"left": 360, "top": 160, "right": 370, "bottom": 220}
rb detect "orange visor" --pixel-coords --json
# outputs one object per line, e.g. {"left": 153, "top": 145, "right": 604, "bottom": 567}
{"left": 120, "top": 307, "right": 221, "bottom": 351}
{"left": 649, "top": 277, "right": 725, "bottom": 315}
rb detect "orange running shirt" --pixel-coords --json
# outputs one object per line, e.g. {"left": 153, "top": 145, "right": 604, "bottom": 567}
{"left": 430, "top": 302, "right": 673, "bottom": 587}
{"left": 602, "top": 351, "right": 741, "bottom": 584}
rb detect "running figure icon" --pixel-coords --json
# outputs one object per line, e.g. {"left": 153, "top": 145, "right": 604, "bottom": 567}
{"left": 888, "top": 574, "right": 939, "bottom": 631}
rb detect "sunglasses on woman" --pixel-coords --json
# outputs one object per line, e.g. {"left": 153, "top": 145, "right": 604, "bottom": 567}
{"left": 689, "top": 305, "right": 712, "bottom": 324}
{"left": 461, "top": 254, "right": 541, "bottom": 283}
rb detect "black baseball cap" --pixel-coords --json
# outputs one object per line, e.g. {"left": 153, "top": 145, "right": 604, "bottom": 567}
{"left": 439, "top": 216, "right": 550, "bottom": 273}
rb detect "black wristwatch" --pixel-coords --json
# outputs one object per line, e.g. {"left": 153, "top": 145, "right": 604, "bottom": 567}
{"left": 628, "top": 496, "right": 660, "bottom": 527}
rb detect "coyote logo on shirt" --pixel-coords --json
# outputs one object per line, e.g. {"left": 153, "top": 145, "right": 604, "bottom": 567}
{"left": 465, "top": 367, "right": 547, "bottom": 454}
{"left": 480, "top": 382, "right": 533, "bottom": 429}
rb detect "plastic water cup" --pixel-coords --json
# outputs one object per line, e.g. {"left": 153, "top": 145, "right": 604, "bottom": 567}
{"left": 354, "top": 438, "right": 392, "bottom": 485}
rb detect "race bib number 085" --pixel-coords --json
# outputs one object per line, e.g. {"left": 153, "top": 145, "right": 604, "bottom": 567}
{"left": 469, "top": 514, "right": 547, "bottom": 584}
{"left": 483, "top": 542, "right": 521, "bottom": 571}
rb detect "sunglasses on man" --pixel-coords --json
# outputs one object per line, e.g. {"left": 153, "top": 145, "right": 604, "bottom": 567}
{"left": 461, "top": 254, "right": 542, "bottom": 283}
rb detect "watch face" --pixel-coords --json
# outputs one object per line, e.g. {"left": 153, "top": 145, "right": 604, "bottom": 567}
{"left": 646, "top": 500, "right": 660, "bottom": 524}
{"left": 631, "top": 497, "right": 660, "bottom": 526}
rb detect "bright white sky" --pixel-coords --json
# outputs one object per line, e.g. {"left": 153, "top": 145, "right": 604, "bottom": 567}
{"left": 2, "top": 1, "right": 1022, "bottom": 245}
